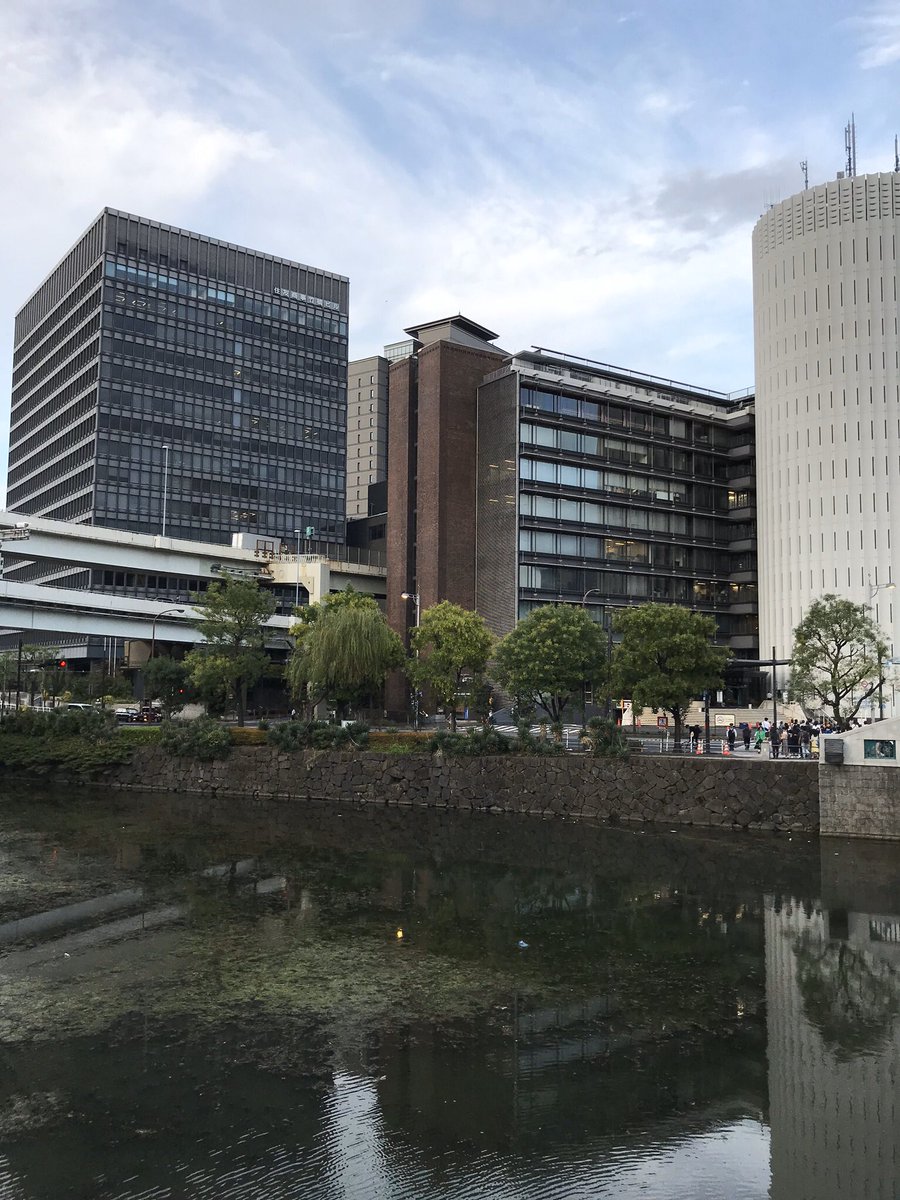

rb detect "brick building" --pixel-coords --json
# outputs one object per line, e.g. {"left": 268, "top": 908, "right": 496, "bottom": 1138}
{"left": 382, "top": 315, "right": 760, "bottom": 715}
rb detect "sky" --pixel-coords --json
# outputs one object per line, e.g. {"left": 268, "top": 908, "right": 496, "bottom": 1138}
{"left": 3, "top": 0, "right": 900, "bottom": 499}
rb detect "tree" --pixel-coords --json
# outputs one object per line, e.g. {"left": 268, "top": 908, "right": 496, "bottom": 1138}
{"left": 185, "top": 575, "right": 275, "bottom": 725}
{"left": 408, "top": 601, "right": 494, "bottom": 732}
{"left": 612, "top": 604, "right": 730, "bottom": 749}
{"left": 0, "top": 652, "right": 18, "bottom": 711}
{"left": 142, "top": 656, "right": 191, "bottom": 718}
{"left": 286, "top": 589, "right": 404, "bottom": 717}
{"left": 16, "top": 644, "right": 60, "bottom": 706}
{"left": 494, "top": 604, "right": 607, "bottom": 724}
{"left": 788, "top": 594, "right": 888, "bottom": 728}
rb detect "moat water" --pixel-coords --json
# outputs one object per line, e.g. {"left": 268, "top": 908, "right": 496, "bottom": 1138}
{"left": 0, "top": 788, "right": 898, "bottom": 1199}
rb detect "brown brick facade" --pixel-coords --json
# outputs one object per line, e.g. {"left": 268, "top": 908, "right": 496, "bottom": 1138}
{"left": 384, "top": 337, "right": 504, "bottom": 717}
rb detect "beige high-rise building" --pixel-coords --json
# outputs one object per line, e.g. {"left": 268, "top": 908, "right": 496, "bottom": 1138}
{"left": 752, "top": 173, "right": 900, "bottom": 681}
{"left": 346, "top": 354, "right": 389, "bottom": 517}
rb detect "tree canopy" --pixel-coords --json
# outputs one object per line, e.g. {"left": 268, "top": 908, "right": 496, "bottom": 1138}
{"left": 186, "top": 575, "right": 275, "bottom": 725}
{"left": 409, "top": 601, "right": 494, "bottom": 731}
{"left": 142, "top": 656, "right": 191, "bottom": 718}
{"left": 287, "top": 589, "right": 404, "bottom": 717}
{"left": 612, "top": 604, "right": 729, "bottom": 745}
{"left": 494, "top": 604, "right": 608, "bottom": 724}
{"left": 788, "top": 594, "right": 888, "bottom": 727}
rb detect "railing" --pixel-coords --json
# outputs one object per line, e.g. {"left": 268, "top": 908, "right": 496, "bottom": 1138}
{"left": 526, "top": 347, "right": 753, "bottom": 403}
{"left": 258, "top": 543, "right": 386, "bottom": 569}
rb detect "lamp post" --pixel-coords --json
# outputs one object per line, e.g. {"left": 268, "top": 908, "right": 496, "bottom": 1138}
{"left": 869, "top": 578, "right": 895, "bottom": 720}
{"left": 401, "top": 591, "right": 421, "bottom": 730}
{"left": 401, "top": 591, "right": 421, "bottom": 629}
{"left": 150, "top": 607, "right": 185, "bottom": 659}
{"left": 581, "top": 589, "right": 612, "bottom": 721}
{"left": 294, "top": 528, "right": 303, "bottom": 610}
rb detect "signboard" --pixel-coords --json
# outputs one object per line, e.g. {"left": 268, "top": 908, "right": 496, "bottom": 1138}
{"left": 713, "top": 714, "right": 735, "bottom": 727}
{"left": 657, "top": 716, "right": 669, "bottom": 728}
{"left": 273, "top": 286, "right": 341, "bottom": 312}
{"left": 864, "top": 739, "right": 896, "bottom": 760}
{"left": 620, "top": 700, "right": 633, "bottom": 725}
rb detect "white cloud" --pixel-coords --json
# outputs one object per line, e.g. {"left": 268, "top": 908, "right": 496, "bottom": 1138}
{"left": 856, "top": 2, "right": 900, "bottom": 66}
{"left": 2, "top": 0, "right": 857, "bottom": 499}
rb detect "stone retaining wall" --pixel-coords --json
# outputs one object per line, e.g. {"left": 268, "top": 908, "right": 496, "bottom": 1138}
{"left": 819, "top": 764, "right": 900, "bottom": 839}
{"left": 103, "top": 747, "right": 819, "bottom": 832}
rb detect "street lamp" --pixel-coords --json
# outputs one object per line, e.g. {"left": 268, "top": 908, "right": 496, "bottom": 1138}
{"left": 582, "top": 589, "right": 612, "bottom": 721}
{"left": 869, "top": 578, "right": 895, "bottom": 720}
{"left": 401, "top": 592, "right": 421, "bottom": 730}
{"left": 150, "top": 607, "right": 185, "bottom": 659}
{"left": 401, "top": 591, "right": 421, "bottom": 629}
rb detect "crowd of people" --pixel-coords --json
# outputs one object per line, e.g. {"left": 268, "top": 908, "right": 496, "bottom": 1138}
{"left": 688, "top": 717, "right": 842, "bottom": 758}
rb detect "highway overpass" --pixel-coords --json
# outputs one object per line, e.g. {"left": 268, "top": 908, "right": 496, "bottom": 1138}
{"left": 0, "top": 513, "right": 385, "bottom": 652}
{"left": 0, "top": 580, "right": 294, "bottom": 647}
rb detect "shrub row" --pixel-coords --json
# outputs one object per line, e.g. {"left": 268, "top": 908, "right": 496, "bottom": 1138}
{"left": 0, "top": 707, "right": 131, "bottom": 776}
{"left": 0, "top": 711, "right": 631, "bottom": 773}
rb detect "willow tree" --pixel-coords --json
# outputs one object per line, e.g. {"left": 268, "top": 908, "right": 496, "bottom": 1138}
{"left": 287, "top": 590, "right": 404, "bottom": 718}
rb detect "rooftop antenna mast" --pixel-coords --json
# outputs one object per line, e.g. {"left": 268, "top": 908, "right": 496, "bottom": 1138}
{"left": 800, "top": 159, "right": 809, "bottom": 189}
{"left": 894, "top": 135, "right": 899, "bottom": 173}
{"left": 845, "top": 113, "right": 857, "bottom": 178}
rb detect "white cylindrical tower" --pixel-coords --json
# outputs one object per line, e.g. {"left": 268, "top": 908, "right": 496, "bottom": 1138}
{"left": 753, "top": 172, "right": 900, "bottom": 667}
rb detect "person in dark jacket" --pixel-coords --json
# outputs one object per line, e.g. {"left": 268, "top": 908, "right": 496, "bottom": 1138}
{"left": 769, "top": 724, "right": 781, "bottom": 758}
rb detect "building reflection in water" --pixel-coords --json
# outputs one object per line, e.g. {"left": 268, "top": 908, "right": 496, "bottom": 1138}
{"left": 766, "top": 852, "right": 900, "bottom": 1200}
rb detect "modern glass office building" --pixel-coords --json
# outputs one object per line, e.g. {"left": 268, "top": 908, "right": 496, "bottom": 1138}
{"left": 6, "top": 209, "right": 349, "bottom": 586}
{"left": 475, "top": 349, "right": 759, "bottom": 701}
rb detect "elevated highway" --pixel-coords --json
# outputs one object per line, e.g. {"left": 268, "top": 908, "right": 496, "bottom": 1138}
{"left": 0, "top": 512, "right": 385, "bottom": 604}
{"left": 0, "top": 580, "right": 293, "bottom": 646}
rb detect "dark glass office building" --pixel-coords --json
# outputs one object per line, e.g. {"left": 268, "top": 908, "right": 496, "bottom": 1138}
{"left": 475, "top": 349, "right": 759, "bottom": 703}
{"left": 6, "top": 208, "right": 349, "bottom": 581}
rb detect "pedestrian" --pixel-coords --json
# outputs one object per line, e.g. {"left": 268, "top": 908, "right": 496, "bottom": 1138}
{"left": 800, "top": 723, "right": 811, "bottom": 759}
{"left": 742, "top": 723, "right": 751, "bottom": 752}
{"left": 726, "top": 723, "right": 736, "bottom": 753}
{"left": 769, "top": 724, "right": 781, "bottom": 758}
{"left": 753, "top": 723, "right": 766, "bottom": 753}
{"left": 787, "top": 723, "right": 800, "bottom": 758}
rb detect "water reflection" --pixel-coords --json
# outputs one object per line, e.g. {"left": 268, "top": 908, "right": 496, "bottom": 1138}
{"left": 0, "top": 792, "right": 896, "bottom": 1197}
{"left": 766, "top": 842, "right": 900, "bottom": 1200}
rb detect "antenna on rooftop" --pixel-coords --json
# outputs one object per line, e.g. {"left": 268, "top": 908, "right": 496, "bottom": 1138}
{"left": 800, "top": 160, "right": 809, "bottom": 189}
{"left": 844, "top": 114, "right": 857, "bottom": 178}
{"left": 894, "top": 135, "right": 899, "bottom": 173}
